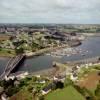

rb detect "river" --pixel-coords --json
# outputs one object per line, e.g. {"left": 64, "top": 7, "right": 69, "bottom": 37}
{"left": 0, "top": 36, "right": 100, "bottom": 75}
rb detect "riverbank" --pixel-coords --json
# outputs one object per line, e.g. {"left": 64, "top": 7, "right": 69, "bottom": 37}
{"left": 69, "top": 56, "right": 100, "bottom": 65}
{"left": 79, "top": 32, "right": 100, "bottom": 37}
{"left": 0, "top": 50, "right": 16, "bottom": 57}
{"left": 28, "top": 67, "right": 56, "bottom": 76}
{"left": 20, "top": 61, "right": 67, "bottom": 79}
{"left": 0, "top": 44, "right": 69, "bottom": 57}
{"left": 24, "top": 44, "right": 70, "bottom": 57}
{"left": 0, "top": 40, "right": 82, "bottom": 58}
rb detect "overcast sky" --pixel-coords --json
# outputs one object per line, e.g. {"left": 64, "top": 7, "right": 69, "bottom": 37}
{"left": 0, "top": 0, "right": 100, "bottom": 24}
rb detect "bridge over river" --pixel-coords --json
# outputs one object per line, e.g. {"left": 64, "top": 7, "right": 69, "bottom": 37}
{"left": 0, "top": 55, "right": 25, "bottom": 80}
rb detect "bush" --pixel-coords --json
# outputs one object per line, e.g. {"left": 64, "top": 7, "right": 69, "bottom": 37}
{"left": 64, "top": 78, "right": 74, "bottom": 87}
{"left": 15, "top": 47, "right": 24, "bottom": 54}
{"left": 39, "top": 95, "right": 44, "bottom": 100}
{"left": 95, "top": 83, "right": 100, "bottom": 99}
{"left": 5, "top": 86, "right": 19, "bottom": 97}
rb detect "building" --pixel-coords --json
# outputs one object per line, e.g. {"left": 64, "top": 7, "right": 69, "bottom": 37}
{"left": 5, "top": 71, "right": 29, "bottom": 80}
{"left": 53, "top": 75, "right": 66, "bottom": 82}
{"left": 70, "top": 73, "right": 78, "bottom": 81}
{"left": 41, "top": 82, "right": 56, "bottom": 95}
{"left": 1, "top": 93, "right": 8, "bottom": 100}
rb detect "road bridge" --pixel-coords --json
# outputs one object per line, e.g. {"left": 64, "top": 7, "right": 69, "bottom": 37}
{"left": 0, "top": 55, "right": 25, "bottom": 80}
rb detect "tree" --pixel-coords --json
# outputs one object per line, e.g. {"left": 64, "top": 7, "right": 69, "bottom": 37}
{"left": 56, "top": 81, "right": 64, "bottom": 89}
{"left": 0, "top": 80, "right": 8, "bottom": 89}
{"left": 15, "top": 47, "right": 24, "bottom": 54}
{"left": 27, "top": 85, "right": 33, "bottom": 93}
{"left": 64, "top": 78, "right": 73, "bottom": 87}
{"left": 95, "top": 83, "right": 100, "bottom": 100}
{"left": 0, "top": 47, "right": 2, "bottom": 51}
{"left": 39, "top": 95, "right": 44, "bottom": 100}
{"left": 5, "top": 86, "right": 19, "bottom": 96}
{"left": 7, "top": 50, "right": 11, "bottom": 54}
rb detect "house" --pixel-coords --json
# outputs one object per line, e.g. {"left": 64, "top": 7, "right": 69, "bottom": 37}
{"left": 41, "top": 82, "right": 56, "bottom": 95}
{"left": 5, "top": 75, "right": 15, "bottom": 81}
{"left": 70, "top": 73, "right": 78, "bottom": 81}
{"left": 1, "top": 93, "right": 8, "bottom": 100}
{"left": 34, "top": 75, "right": 40, "bottom": 78}
{"left": 7, "top": 71, "right": 29, "bottom": 80}
{"left": 14, "top": 80, "right": 20, "bottom": 86}
{"left": 15, "top": 71, "right": 29, "bottom": 79}
{"left": 36, "top": 80, "right": 46, "bottom": 84}
{"left": 53, "top": 75, "right": 66, "bottom": 82}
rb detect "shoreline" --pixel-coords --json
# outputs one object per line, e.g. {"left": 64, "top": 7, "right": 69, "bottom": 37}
{"left": 0, "top": 51, "right": 16, "bottom": 58}
{"left": 0, "top": 45, "right": 69, "bottom": 58}
{"left": 29, "top": 56, "right": 100, "bottom": 75}
{"left": 0, "top": 40, "right": 82, "bottom": 58}
{"left": 28, "top": 67, "right": 56, "bottom": 76}
{"left": 24, "top": 44, "right": 69, "bottom": 57}
{"left": 0, "top": 45, "right": 68, "bottom": 58}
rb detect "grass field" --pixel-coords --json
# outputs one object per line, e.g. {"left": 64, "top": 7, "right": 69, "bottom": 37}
{"left": 45, "top": 85, "right": 85, "bottom": 100}
{"left": 10, "top": 89, "right": 33, "bottom": 100}
{"left": 0, "top": 48, "right": 16, "bottom": 57}
{"left": 78, "top": 71, "right": 100, "bottom": 94}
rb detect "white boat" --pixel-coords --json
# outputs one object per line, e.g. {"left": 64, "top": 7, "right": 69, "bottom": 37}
{"left": 66, "top": 54, "right": 71, "bottom": 57}
{"left": 52, "top": 55, "right": 62, "bottom": 58}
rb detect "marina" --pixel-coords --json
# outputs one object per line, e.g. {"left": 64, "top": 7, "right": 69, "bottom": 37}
{"left": 46, "top": 48, "right": 88, "bottom": 58}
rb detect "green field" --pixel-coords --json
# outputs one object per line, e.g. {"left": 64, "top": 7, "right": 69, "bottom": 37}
{"left": 10, "top": 89, "right": 33, "bottom": 100}
{"left": 0, "top": 48, "right": 16, "bottom": 57}
{"left": 45, "top": 86, "right": 85, "bottom": 100}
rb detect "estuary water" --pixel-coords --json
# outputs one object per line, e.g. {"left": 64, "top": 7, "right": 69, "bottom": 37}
{"left": 0, "top": 36, "right": 100, "bottom": 74}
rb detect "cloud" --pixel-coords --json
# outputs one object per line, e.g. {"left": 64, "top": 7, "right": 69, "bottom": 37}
{"left": 0, "top": 0, "right": 100, "bottom": 24}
